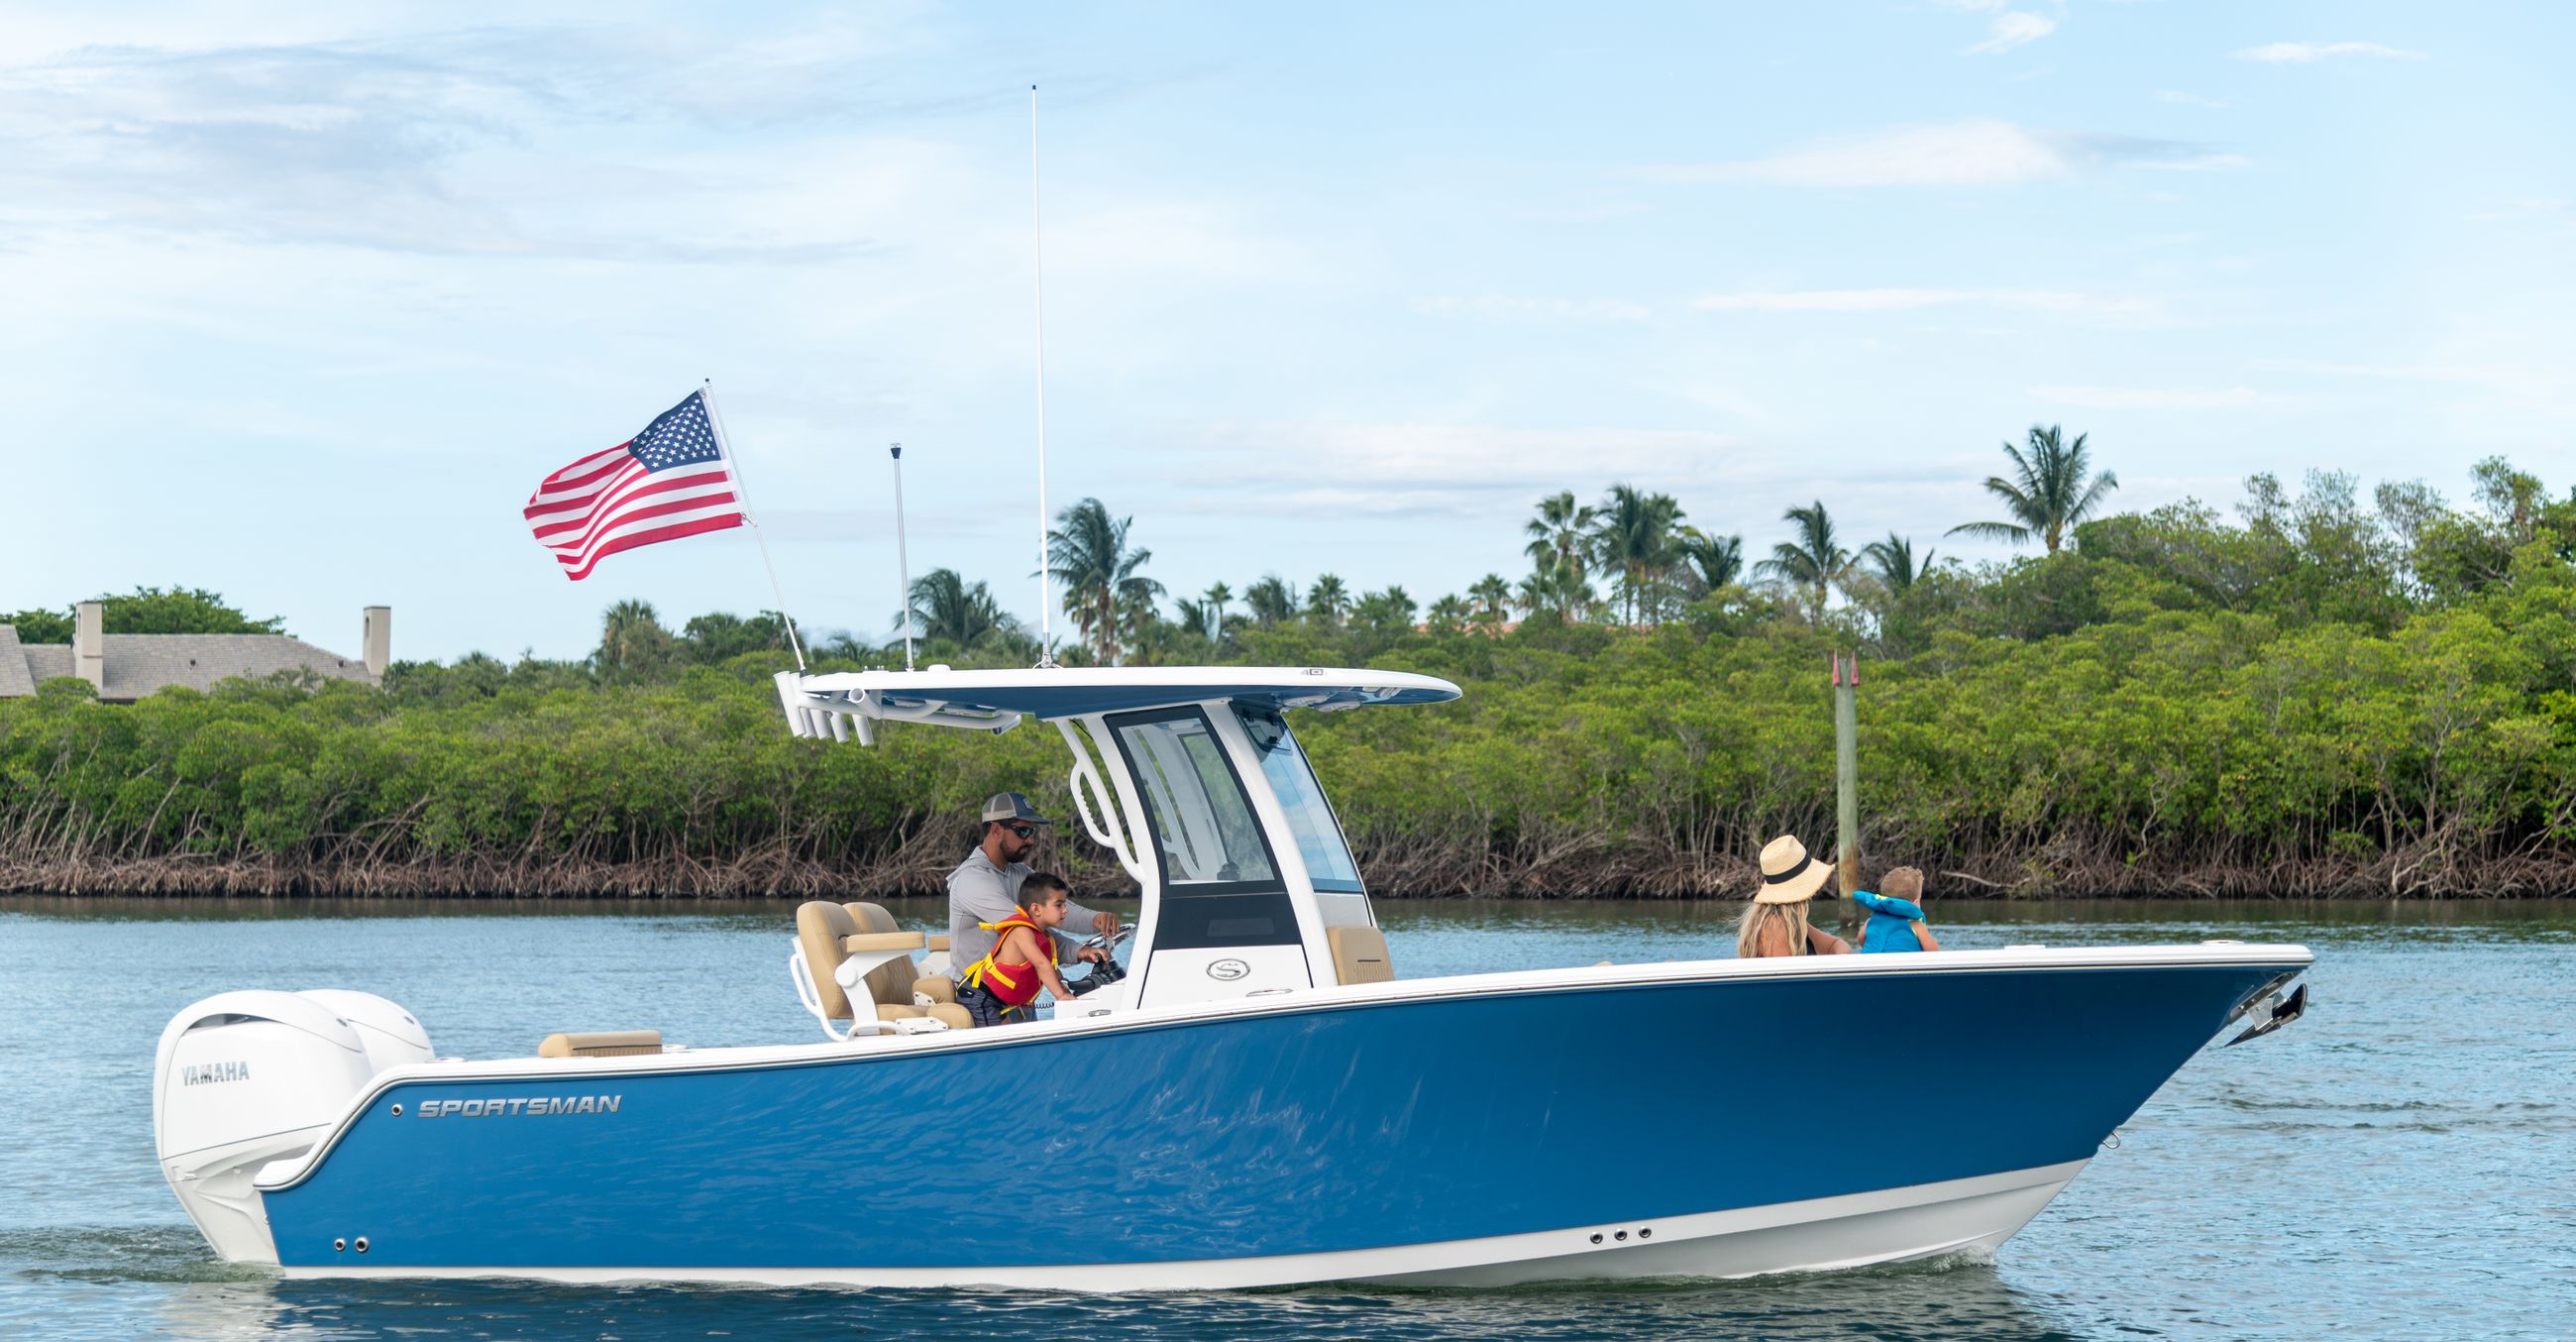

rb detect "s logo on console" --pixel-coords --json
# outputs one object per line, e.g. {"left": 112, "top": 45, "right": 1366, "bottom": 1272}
{"left": 1207, "top": 958, "right": 1250, "bottom": 981}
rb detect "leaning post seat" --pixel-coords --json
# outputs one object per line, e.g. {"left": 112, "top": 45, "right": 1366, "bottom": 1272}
{"left": 1327, "top": 925, "right": 1395, "bottom": 985}
{"left": 538, "top": 1030, "right": 664, "bottom": 1059}
{"left": 789, "top": 901, "right": 973, "bottom": 1040}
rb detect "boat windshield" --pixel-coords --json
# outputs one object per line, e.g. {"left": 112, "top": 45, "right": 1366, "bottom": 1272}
{"left": 1234, "top": 707, "right": 1363, "bottom": 893}
{"left": 1112, "top": 708, "right": 1279, "bottom": 892}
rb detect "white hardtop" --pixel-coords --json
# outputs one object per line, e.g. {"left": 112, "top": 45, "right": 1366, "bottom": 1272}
{"left": 778, "top": 664, "right": 1459, "bottom": 740}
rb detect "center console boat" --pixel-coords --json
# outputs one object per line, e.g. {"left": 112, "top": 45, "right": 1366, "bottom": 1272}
{"left": 152, "top": 664, "right": 2310, "bottom": 1288}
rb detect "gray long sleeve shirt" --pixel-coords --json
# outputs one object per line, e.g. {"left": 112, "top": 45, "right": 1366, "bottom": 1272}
{"left": 944, "top": 848, "right": 1105, "bottom": 981}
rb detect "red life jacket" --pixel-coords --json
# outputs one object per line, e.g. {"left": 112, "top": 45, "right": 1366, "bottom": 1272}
{"left": 965, "top": 911, "right": 1049, "bottom": 1007}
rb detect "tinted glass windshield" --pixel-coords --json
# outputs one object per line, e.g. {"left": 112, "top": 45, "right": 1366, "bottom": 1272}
{"left": 1113, "top": 709, "right": 1278, "bottom": 892}
{"left": 1235, "top": 707, "right": 1364, "bottom": 893}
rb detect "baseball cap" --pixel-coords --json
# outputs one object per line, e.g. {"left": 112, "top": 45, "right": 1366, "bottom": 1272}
{"left": 979, "top": 792, "right": 1055, "bottom": 827}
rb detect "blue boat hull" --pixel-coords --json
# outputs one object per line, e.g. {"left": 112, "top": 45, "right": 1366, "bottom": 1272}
{"left": 258, "top": 957, "right": 2294, "bottom": 1282}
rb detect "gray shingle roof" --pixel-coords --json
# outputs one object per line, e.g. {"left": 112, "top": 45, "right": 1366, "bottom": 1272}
{"left": 98, "top": 633, "right": 377, "bottom": 700}
{"left": 0, "top": 626, "right": 34, "bottom": 697}
{"left": 0, "top": 628, "right": 376, "bottom": 700}
{"left": 20, "top": 643, "right": 71, "bottom": 684}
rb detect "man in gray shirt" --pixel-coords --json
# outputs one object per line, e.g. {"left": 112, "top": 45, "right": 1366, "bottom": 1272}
{"left": 948, "top": 792, "right": 1121, "bottom": 991}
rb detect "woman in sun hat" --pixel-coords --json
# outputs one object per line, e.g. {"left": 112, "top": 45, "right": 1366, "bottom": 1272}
{"left": 1737, "top": 834, "right": 1854, "bottom": 958}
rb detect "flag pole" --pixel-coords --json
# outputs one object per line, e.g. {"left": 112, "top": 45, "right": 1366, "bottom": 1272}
{"left": 698, "top": 379, "right": 808, "bottom": 671}
{"left": 890, "top": 442, "right": 915, "bottom": 673}
{"left": 1029, "top": 83, "right": 1056, "bottom": 669}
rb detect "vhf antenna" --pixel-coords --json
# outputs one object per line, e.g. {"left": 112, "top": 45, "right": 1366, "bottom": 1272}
{"left": 891, "top": 443, "right": 914, "bottom": 672}
{"left": 1030, "top": 83, "right": 1056, "bottom": 668}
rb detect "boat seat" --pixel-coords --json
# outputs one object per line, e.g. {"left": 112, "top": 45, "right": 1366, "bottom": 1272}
{"left": 1328, "top": 926, "right": 1395, "bottom": 985}
{"left": 539, "top": 1030, "right": 663, "bottom": 1059}
{"left": 913, "top": 975, "right": 957, "bottom": 1006}
{"left": 791, "top": 900, "right": 976, "bottom": 1039}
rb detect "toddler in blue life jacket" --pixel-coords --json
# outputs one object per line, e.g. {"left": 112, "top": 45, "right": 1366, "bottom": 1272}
{"left": 1851, "top": 866, "right": 1941, "bottom": 952}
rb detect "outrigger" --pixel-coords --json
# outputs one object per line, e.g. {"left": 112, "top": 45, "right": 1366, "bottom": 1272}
{"left": 153, "top": 664, "right": 2310, "bottom": 1288}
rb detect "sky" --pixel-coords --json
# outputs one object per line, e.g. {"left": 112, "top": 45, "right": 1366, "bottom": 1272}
{"left": 5, "top": 1, "right": 2572, "bottom": 662}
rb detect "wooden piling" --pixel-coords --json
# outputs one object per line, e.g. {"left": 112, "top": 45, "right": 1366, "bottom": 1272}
{"left": 1833, "top": 652, "right": 1861, "bottom": 937}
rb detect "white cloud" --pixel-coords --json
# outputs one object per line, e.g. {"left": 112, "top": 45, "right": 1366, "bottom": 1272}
{"left": 2232, "top": 42, "right": 2426, "bottom": 63}
{"left": 1697, "top": 287, "right": 2165, "bottom": 323}
{"left": 1173, "top": 421, "right": 1757, "bottom": 517}
{"left": 1968, "top": 12, "right": 2058, "bottom": 55}
{"left": 1638, "top": 121, "right": 2245, "bottom": 187}
{"left": 1411, "top": 296, "right": 1653, "bottom": 323}
{"left": 2027, "top": 385, "right": 2290, "bottom": 409}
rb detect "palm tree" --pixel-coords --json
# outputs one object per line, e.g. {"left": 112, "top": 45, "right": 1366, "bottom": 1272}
{"left": 1308, "top": 574, "right": 1349, "bottom": 626}
{"left": 1524, "top": 491, "right": 1598, "bottom": 585}
{"left": 1517, "top": 550, "right": 1594, "bottom": 620}
{"left": 1426, "top": 594, "right": 1470, "bottom": 633}
{"left": 1201, "top": 582, "right": 1233, "bottom": 638}
{"left": 1115, "top": 587, "right": 1165, "bottom": 663}
{"left": 1948, "top": 424, "right": 2118, "bottom": 554}
{"left": 596, "top": 599, "right": 670, "bottom": 677}
{"left": 897, "top": 568, "right": 1014, "bottom": 648}
{"left": 1589, "top": 484, "right": 1685, "bottom": 624}
{"left": 1754, "top": 501, "right": 1853, "bottom": 622}
{"left": 1354, "top": 586, "right": 1417, "bottom": 632}
{"left": 1467, "top": 573, "right": 1513, "bottom": 625}
{"left": 817, "top": 631, "right": 873, "bottom": 664}
{"left": 1242, "top": 575, "right": 1298, "bottom": 628}
{"left": 1675, "top": 528, "right": 1744, "bottom": 596}
{"left": 1045, "top": 498, "right": 1163, "bottom": 662}
{"left": 1862, "top": 533, "right": 1934, "bottom": 596}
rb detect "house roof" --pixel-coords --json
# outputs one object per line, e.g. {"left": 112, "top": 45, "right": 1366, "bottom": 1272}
{"left": 0, "top": 626, "right": 376, "bottom": 701}
{"left": 97, "top": 633, "right": 376, "bottom": 700}
{"left": 0, "top": 626, "right": 34, "bottom": 697}
{"left": 21, "top": 643, "right": 71, "bottom": 684}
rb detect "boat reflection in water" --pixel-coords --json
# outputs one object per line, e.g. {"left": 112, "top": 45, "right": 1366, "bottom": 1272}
{"left": 150, "top": 666, "right": 2310, "bottom": 1289}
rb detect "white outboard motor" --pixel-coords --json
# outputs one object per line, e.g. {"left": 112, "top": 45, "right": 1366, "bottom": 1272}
{"left": 153, "top": 990, "right": 433, "bottom": 1264}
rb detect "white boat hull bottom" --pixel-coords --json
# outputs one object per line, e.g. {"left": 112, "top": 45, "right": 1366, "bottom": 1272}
{"left": 275, "top": 1159, "right": 2086, "bottom": 1292}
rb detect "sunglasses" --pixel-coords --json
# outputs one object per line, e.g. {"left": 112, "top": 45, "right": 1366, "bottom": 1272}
{"left": 1002, "top": 823, "right": 1036, "bottom": 839}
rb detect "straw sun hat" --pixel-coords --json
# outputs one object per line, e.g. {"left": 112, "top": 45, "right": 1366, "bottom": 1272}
{"left": 1755, "top": 834, "right": 1833, "bottom": 904}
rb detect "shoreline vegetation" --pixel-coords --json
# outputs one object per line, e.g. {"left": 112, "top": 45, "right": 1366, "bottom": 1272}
{"left": 7, "top": 439, "right": 2573, "bottom": 900}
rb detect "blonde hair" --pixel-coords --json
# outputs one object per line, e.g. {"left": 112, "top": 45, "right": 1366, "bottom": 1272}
{"left": 1737, "top": 897, "right": 1813, "bottom": 958}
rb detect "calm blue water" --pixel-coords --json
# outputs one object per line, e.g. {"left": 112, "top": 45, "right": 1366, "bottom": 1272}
{"left": 3, "top": 898, "right": 2570, "bottom": 1341}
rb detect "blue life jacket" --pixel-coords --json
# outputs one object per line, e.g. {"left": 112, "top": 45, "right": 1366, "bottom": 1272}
{"left": 1852, "top": 890, "right": 1927, "bottom": 952}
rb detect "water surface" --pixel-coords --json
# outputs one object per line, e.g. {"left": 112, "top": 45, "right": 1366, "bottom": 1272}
{"left": 4, "top": 898, "right": 2568, "bottom": 1340}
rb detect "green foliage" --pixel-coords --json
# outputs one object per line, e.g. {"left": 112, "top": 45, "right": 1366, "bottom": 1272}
{"left": 3, "top": 609, "right": 74, "bottom": 642}
{"left": 5, "top": 587, "right": 284, "bottom": 641}
{"left": 7, "top": 461, "right": 2573, "bottom": 897}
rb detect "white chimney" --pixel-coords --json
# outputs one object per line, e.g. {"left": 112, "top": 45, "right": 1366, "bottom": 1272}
{"left": 363, "top": 606, "right": 390, "bottom": 679}
{"left": 74, "top": 601, "right": 104, "bottom": 694}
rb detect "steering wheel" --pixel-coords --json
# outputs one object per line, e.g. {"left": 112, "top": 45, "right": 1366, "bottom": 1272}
{"left": 1065, "top": 923, "right": 1134, "bottom": 992}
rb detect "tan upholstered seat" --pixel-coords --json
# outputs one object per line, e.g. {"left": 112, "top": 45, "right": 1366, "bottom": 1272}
{"left": 912, "top": 975, "right": 957, "bottom": 1006}
{"left": 1328, "top": 925, "right": 1395, "bottom": 985}
{"left": 538, "top": 1030, "right": 663, "bottom": 1059}
{"left": 793, "top": 900, "right": 972, "bottom": 1031}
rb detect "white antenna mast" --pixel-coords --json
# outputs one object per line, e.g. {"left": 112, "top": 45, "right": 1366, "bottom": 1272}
{"left": 1029, "top": 83, "right": 1057, "bottom": 668}
{"left": 890, "top": 443, "right": 914, "bottom": 673}
{"left": 700, "top": 379, "right": 805, "bottom": 671}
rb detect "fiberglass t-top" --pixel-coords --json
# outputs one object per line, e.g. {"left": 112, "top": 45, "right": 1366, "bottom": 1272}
{"left": 775, "top": 665, "right": 1460, "bottom": 1008}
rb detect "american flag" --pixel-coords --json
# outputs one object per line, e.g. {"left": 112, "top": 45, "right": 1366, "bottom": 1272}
{"left": 525, "top": 390, "right": 747, "bottom": 581}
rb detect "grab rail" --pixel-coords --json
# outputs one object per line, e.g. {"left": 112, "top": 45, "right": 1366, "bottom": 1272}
{"left": 1057, "top": 719, "right": 1144, "bottom": 883}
